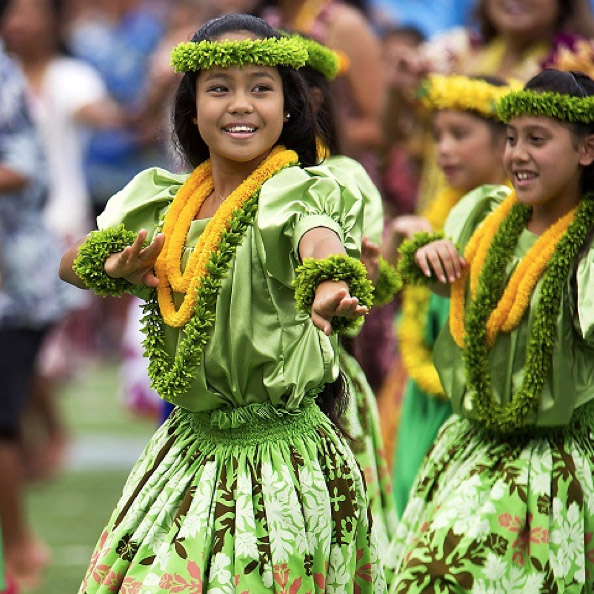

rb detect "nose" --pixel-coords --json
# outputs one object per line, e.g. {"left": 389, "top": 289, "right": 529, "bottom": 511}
{"left": 508, "top": 138, "right": 529, "bottom": 163}
{"left": 228, "top": 88, "right": 254, "bottom": 114}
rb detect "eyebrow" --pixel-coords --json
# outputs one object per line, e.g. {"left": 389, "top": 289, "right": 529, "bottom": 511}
{"left": 202, "top": 70, "right": 277, "bottom": 82}
{"left": 507, "top": 124, "right": 551, "bottom": 134}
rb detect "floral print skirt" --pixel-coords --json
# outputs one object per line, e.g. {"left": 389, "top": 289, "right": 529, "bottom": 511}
{"left": 79, "top": 399, "right": 386, "bottom": 593}
{"left": 340, "top": 348, "right": 398, "bottom": 559}
{"left": 387, "top": 403, "right": 594, "bottom": 593}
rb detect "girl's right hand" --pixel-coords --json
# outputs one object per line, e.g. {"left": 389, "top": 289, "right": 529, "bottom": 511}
{"left": 414, "top": 239, "right": 465, "bottom": 284}
{"left": 104, "top": 229, "right": 165, "bottom": 287}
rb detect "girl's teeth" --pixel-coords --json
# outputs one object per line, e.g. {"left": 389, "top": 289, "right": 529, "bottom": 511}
{"left": 227, "top": 126, "right": 254, "bottom": 133}
{"left": 517, "top": 172, "right": 536, "bottom": 181}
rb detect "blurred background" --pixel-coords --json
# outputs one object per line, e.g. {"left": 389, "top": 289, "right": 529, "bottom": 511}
{"left": 2, "top": 0, "right": 594, "bottom": 591}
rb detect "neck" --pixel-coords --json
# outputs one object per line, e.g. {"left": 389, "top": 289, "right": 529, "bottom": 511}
{"left": 497, "top": 31, "right": 551, "bottom": 71}
{"left": 209, "top": 151, "right": 274, "bottom": 200}
{"left": 528, "top": 185, "right": 582, "bottom": 235}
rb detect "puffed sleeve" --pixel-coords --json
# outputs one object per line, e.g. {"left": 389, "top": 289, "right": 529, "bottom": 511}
{"left": 444, "top": 184, "right": 511, "bottom": 250}
{"left": 96, "top": 167, "right": 188, "bottom": 237}
{"left": 256, "top": 166, "right": 365, "bottom": 287}
{"left": 574, "top": 245, "right": 594, "bottom": 345}
{"left": 317, "top": 155, "right": 384, "bottom": 246}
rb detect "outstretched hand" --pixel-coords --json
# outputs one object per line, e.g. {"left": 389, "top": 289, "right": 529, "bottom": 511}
{"left": 311, "top": 280, "right": 368, "bottom": 336}
{"left": 414, "top": 239, "right": 465, "bottom": 284}
{"left": 104, "top": 229, "right": 165, "bottom": 287}
{"left": 361, "top": 237, "right": 380, "bottom": 284}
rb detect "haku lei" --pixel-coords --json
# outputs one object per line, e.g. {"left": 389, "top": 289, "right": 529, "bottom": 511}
{"left": 155, "top": 146, "right": 297, "bottom": 327}
{"left": 143, "top": 147, "right": 298, "bottom": 401}
{"left": 449, "top": 192, "right": 594, "bottom": 433}
{"left": 399, "top": 186, "right": 464, "bottom": 397}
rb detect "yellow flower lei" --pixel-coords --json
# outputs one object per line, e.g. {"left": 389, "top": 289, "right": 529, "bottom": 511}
{"left": 155, "top": 147, "right": 298, "bottom": 327}
{"left": 450, "top": 191, "right": 578, "bottom": 348}
{"left": 399, "top": 186, "right": 464, "bottom": 397}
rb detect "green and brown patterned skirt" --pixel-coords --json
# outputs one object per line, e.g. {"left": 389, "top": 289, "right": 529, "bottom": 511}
{"left": 340, "top": 347, "right": 398, "bottom": 558}
{"left": 387, "top": 403, "right": 594, "bottom": 593}
{"left": 78, "top": 398, "right": 387, "bottom": 593}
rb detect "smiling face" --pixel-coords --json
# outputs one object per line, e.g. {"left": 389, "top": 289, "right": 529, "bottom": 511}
{"left": 195, "top": 32, "right": 286, "bottom": 170}
{"left": 434, "top": 110, "right": 506, "bottom": 192}
{"left": 485, "top": 0, "right": 559, "bottom": 40}
{"left": 504, "top": 115, "right": 593, "bottom": 215}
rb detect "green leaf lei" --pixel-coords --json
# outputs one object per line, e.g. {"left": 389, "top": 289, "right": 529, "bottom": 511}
{"left": 373, "top": 257, "right": 402, "bottom": 306}
{"left": 73, "top": 225, "right": 141, "bottom": 297}
{"left": 497, "top": 90, "right": 594, "bottom": 124}
{"left": 141, "top": 193, "right": 260, "bottom": 402}
{"left": 293, "top": 254, "right": 374, "bottom": 334}
{"left": 288, "top": 34, "right": 341, "bottom": 80}
{"left": 464, "top": 195, "right": 594, "bottom": 434}
{"left": 397, "top": 231, "right": 446, "bottom": 286}
{"left": 170, "top": 38, "right": 308, "bottom": 73}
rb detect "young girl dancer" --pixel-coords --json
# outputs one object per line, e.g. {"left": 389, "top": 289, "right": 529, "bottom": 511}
{"left": 388, "top": 68, "right": 594, "bottom": 592}
{"left": 389, "top": 73, "right": 512, "bottom": 516}
{"left": 60, "top": 14, "right": 385, "bottom": 593}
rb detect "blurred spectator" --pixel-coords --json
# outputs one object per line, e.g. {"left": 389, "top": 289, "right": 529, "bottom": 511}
{"left": 381, "top": 25, "right": 427, "bottom": 219}
{"left": 0, "top": 0, "right": 128, "bottom": 482}
{"left": 65, "top": 0, "right": 166, "bottom": 215}
{"left": 0, "top": 32, "right": 63, "bottom": 590}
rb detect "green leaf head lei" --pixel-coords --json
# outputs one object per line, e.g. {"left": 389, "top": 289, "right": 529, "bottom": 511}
{"left": 171, "top": 37, "right": 309, "bottom": 73}
{"left": 497, "top": 89, "right": 594, "bottom": 124}
{"left": 283, "top": 33, "right": 342, "bottom": 80}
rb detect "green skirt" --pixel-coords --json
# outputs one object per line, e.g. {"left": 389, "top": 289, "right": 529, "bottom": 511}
{"left": 340, "top": 348, "right": 398, "bottom": 558}
{"left": 387, "top": 404, "right": 594, "bottom": 593}
{"left": 78, "top": 399, "right": 386, "bottom": 593}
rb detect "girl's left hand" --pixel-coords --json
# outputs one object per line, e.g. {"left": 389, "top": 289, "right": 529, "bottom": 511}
{"left": 311, "top": 280, "right": 368, "bottom": 336}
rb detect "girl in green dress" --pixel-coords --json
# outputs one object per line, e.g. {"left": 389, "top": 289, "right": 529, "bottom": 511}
{"left": 59, "top": 14, "right": 386, "bottom": 594}
{"left": 388, "top": 74, "right": 512, "bottom": 517}
{"left": 387, "top": 68, "right": 594, "bottom": 592}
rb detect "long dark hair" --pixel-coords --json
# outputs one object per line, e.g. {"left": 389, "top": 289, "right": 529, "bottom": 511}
{"left": 172, "top": 13, "right": 319, "bottom": 168}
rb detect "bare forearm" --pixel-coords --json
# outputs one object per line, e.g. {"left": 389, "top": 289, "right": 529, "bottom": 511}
{"left": 59, "top": 238, "right": 88, "bottom": 289}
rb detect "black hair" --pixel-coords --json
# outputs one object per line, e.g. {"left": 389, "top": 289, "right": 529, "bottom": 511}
{"left": 524, "top": 69, "right": 594, "bottom": 194}
{"left": 172, "top": 13, "right": 319, "bottom": 168}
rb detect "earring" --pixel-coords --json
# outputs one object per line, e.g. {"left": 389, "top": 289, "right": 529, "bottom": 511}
{"left": 285, "top": 112, "right": 291, "bottom": 120}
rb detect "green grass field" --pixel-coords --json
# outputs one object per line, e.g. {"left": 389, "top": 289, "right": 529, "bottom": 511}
{"left": 26, "top": 360, "right": 155, "bottom": 594}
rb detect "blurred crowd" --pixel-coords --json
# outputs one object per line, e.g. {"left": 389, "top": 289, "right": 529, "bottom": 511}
{"left": 2, "top": 0, "right": 594, "bottom": 591}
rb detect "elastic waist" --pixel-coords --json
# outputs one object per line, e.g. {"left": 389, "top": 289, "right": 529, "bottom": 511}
{"left": 178, "top": 398, "right": 330, "bottom": 447}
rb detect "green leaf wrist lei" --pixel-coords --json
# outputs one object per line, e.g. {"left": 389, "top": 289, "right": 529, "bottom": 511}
{"left": 170, "top": 37, "right": 308, "bottom": 72}
{"left": 293, "top": 254, "right": 374, "bottom": 333}
{"left": 73, "top": 225, "right": 141, "bottom": 297}
{"left": 373, "top": 257, "right": 402, "bottom": 306}
{"left": 397, "top": 231, "right": 446, "bottom": 286}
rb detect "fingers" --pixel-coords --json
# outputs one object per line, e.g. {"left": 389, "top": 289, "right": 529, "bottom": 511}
{"left": 311, "top": 309, "right": 332, "bottom": 336}
{"left": 414, "top": 241, "right": 463, "bottom": 283}
{"left": 362, "top": 237, "right": 379, "bottom": 256}
{"left": 139, "top": 232, "right": 165, "bottom": 262}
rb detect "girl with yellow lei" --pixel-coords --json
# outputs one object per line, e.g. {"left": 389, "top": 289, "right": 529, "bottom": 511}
{"left": 389, "top": 73, "right": 512, "bottom": 516}
{"left": 387, "top": 69, "right": 594, "bottom": 593}
{"left": 59, "top": 14, "right": 386, "bottom": 594}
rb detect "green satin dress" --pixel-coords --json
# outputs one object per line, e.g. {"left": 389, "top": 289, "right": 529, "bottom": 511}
{"left": 387, "top": 187, "right": 594, "bottom": 593}
{"left": 77, "top": 165, "right": 387, "bottom": 594}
